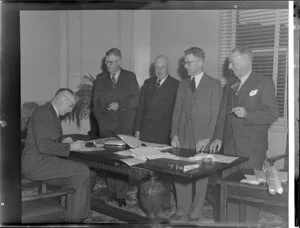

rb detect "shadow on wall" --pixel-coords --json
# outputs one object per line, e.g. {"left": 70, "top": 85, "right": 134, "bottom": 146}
{"left": 221, "top": 57, "right": 236, "bottom": 86}
{"left": 177, "top": 56, "right": 188, "bottom": 81}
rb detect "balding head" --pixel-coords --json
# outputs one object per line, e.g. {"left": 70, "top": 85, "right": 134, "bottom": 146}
{"left": 154, "top": 55, "right": 169, "bottom": 80}
{"left": 52, "top": 88, "right": 77, "bottom": 116}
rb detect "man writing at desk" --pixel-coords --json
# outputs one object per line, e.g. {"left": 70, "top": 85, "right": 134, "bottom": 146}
{"left": 210, "top": 46, "right": 279, "bottom": 223}
{"left": 22, "top": 88, "right": 92, "bottom": 223}
{"left": 171, "top": 47, "right": 222, "bottom": 222}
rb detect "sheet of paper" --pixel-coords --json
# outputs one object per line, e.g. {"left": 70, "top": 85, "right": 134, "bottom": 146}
{"left": 117, "top": 134, "right": 142, "bottom": 148}
{"left": 140, "top": 141, "right": 173, "bottom": 150}
{"left": 114, "top": 150, "right": 132, "bottom": 156}
{"left": 93, "top": 137, "right": 119, "bottom": 144}
{"left": 146, "top": 152, "right": 178, "bottom": 160}
{"left": 240, "top": 179, "right": 260, "bottom": 185}
{"left": 78, "top": 147, "right": 106, "bottom": 152}
{"left": 254, "top": 169, "right": 288, "bottom": 183}
{"left": 120, "top": 157, "right": 146, "bottom": 166}
{"left": 277, "top": 171, "right": 288, "bottom": 183}
{"left": 129, "top": 147, "right": 162, "bottom": 160}
{"left": 189, "top": 153, "right": 238, "bottom": 164}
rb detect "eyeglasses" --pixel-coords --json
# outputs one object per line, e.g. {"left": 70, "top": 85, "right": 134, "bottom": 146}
{"left": 105, "top": 59, "right": 119, "bottom": 65}
{"left": 182, "top": 59, "right": 201, "bottom": 66}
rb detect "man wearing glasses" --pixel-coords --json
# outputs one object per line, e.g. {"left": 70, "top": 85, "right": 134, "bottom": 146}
{"left": 22, "top": 88, "right": 92, "bottom": 223}
{"left": 92, "top": 48, "right": 140, "bottom": 207}
{"left": 171, "top": 47, "right": 222, "bottom": 222}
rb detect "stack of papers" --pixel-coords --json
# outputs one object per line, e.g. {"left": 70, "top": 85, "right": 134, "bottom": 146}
{"left": 117, "top": 134, "right": 142, "bottom": 148}
{"left": 129, "top": 147, "right": 177, "bottom": 160}
{"left": 140, "top": 141, "right": 173, "bottom": 150}
{"left": 188, "top": 153, "right": 238, "bottom": 164}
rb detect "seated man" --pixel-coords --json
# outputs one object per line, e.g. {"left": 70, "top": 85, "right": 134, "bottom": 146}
{"left": 22, "top": 88, "right": 92, "bottom": 223}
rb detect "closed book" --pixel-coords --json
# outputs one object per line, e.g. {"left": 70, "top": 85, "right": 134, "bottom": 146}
{"left": 145, "top": 158, "right": 200, "bottom": 172}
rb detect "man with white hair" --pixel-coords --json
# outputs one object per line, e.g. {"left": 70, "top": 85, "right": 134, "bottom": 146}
{"left": 210, "top": 46, "right": 279, "bottom": 223}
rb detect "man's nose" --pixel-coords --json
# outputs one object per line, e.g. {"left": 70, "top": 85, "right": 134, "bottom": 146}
{"left": 228, "top": 63, "right": 232, "bottom": 69}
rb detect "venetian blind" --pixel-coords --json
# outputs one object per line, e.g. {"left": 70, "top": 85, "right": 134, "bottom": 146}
{"left": 218, "top": 9, "right": 288, "bottom": 125}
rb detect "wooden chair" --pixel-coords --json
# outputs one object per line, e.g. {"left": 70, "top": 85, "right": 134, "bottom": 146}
{"left": 22, "top": 178, "right": 74, "bottom": 224}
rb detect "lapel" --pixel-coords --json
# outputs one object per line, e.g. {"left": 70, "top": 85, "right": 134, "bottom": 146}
{"left": 237, "top": 71, "right": 260, "bottom": 105}
{"left": 195, "top": 73, "right": 209, "bottom": 94}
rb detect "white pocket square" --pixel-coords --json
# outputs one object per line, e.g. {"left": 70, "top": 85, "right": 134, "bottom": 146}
{"left": 249, "top": 89, "right": 258, "bottom": 97}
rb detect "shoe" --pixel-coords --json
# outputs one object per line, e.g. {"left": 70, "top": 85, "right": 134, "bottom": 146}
{"left": 115, "top": 197, "right": 127, "bottom": 207}
{"left": 109, "top": 192, "right": 116, "bottom": 202}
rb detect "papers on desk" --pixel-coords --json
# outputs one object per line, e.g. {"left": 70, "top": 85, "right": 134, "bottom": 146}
{"left": 120, "top": 157, "right": 146, "bottom": 166}
{"left": 129, "top": 147, "right": 177, "bottom": 160}
{"left": 78, "top": 147, "right": 106, "bottom": 152}
{"left": 114, "top": 150, "right": 132, "bottom": 156}
{"left": 188, "top": 153, "right": 238, "bottom": 164}
{"left": 117, "top": 134, "right": 142, "bottom": 148}
{"left": 240, "top": 175, "right": 261, "bottom": 185}
{"left": 254, "top": 169, "right": 288, "bottom": 183}
{"left": 140, "top": 141, "right": 173, "bottom": 150}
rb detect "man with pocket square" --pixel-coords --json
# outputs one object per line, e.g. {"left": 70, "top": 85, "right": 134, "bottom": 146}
{"left": 210, "top": 46, "right": 279, "bottom": 223}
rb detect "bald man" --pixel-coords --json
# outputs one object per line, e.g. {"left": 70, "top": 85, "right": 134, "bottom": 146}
{"left": 22, "top": 88, "right": 92, "bottom": 223}
{"left": 135, "top": 55, "right": 179, "bottom": 144}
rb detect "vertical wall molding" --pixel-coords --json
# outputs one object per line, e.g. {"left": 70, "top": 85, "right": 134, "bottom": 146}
{"left": 60, "top": 11, "right": 68, "bottom": 88}
{"left": 132, "top": 10, "right": 151, "bottom": 87}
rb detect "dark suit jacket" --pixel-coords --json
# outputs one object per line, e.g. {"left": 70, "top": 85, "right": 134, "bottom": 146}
{"left": 92, "top": 68, "right": 140, "bottom": 136}
{"left": 22, "top": 102, "right": 70, "bottom": 175}
{"left": 135, "top": 76, "right": 179, "bottom": 144}
{"left": 171, "top": 73, "right": 222, "bottom": 149}
{"left": 213, "top": 71, "right": 279, "bottom": 169}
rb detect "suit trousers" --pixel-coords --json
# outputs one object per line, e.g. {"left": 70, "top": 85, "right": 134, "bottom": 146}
{"left": 23, "top": 156, "right": 91, "bottom": 223}
{"left": 174, "top": 176, "right": 208, "bottom": 218}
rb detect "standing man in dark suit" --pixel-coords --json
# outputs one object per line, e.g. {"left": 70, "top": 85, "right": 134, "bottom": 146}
{"left": 92, "top": 48, "right": 139, "bottom": 207}
{"left": 22, "top": 88, "right": 92, "bottom": 223}
{"left": 134, "top": 55, "right": 179, "bottom": 144}
{"left": 210, "top": 46, "right": 279, "bottom": 222}
{"left": 171, "top": 47, "right": 222, "bottom": 222}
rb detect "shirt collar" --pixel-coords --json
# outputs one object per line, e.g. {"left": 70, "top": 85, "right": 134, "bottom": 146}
{"left": 157, "top": 75, "right": 168, "bottom": 85}
{"left": 191, "top": 71, "right": 204, "bottom": 88}
{"left": 51, "top": 102, "right": 59, "bottom": 117}
{"left": 111, "top": 69, "right": 121, "bottom": 81}
{"left": 239, "top": 70, "right": 252, "bottom": 86}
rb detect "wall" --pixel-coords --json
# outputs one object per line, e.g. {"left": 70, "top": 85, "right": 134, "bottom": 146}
{"left": 150, "top": 10, "right": 220, "bottom": 80}
{"left": 20, "top": 11, "right": 61, "bottom": 103}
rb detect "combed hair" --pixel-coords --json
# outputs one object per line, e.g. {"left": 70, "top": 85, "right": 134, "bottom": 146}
{"left": 55, "top": 88, "right": 75, "bottom": 96}
{"left": 106, "top": 48, "right": 122, "bottom": 59}
{"left": 184, "top": 47, "right": 205, "bottom": 61}
{"left": 232, "top": 46, "right": 253, "bottom": 61}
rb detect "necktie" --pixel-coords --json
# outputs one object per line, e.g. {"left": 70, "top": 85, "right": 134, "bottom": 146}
{"left": 156, "top": 79, "right": 161, "bottom": 88}
{"left": 230, "top": 79, "right": 241, "bottom": 96}
{"left": 111, "top": 73, "right": 117, "bottom": 87}
{"left": 190, "top": 77, "right": 196, "bottom": 93}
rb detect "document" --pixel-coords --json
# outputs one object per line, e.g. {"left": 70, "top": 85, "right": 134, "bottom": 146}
{"left": 140, "top": 141, "right": 173, "bottom": 150}
{"left": 188, "top": 153, "right": 238, "bottom": 163}
{"left": 254, "top": 169, "right": 288, "bottom": 183}
{"left": 129, "top": 147, "right": 162, "bottom": 160}
{"left": 117, "top": 134, "right": 142, "bottom": 148}
{"left": 120, "top": 157, "right": 146, "bottom": 166}
{"left": 146, "top": 152, "right": 178, "bottom": 160}
{"left": 114, "top": 150, "right": 132, "bottom": 156}
{"left": 78, "top": 147, "right": 106, "bottom": 152}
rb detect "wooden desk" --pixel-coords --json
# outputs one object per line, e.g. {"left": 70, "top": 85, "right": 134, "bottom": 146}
{"left": 67, "top": 134, "right": 249, "bottom": 223}
{"left": 217, "top": 169, "right": 288, "bottom": 223}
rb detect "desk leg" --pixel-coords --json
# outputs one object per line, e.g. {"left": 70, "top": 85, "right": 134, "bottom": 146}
{"left": 219, "top": 183, "right": 227, "bottom": 223}
{"left": 239, "top": 201, "right": 246, "bottom": 222}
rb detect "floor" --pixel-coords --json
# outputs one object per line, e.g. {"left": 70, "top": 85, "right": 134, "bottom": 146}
{"left": 83, "top": 176, "right": 288, "bottom": 226}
